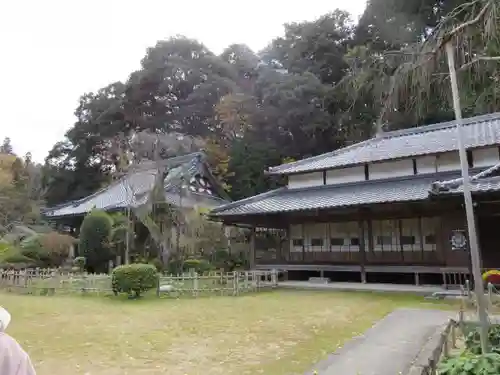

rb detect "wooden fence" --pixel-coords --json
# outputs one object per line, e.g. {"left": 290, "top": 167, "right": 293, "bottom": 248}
{"left": 0, "top": 268, "right": 279, "bottom": 297}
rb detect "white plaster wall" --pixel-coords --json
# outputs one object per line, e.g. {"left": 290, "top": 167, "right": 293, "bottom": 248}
{"left": 325, "top": 166, "right": 365, "bottom": 185}
{"left": 288, "top": 171, "right": 324, "bottom": 189}
{"left": 472, "top": 146, "right": 499, "bottom": 168}
{"left": 369, "top": 159, "right": 414, "bottom": 180}
{"left": 416, "top": 155, "right": 437, "bottom": 174}
{"left": 436, "top": 151, "right": 461, "bottom": 172}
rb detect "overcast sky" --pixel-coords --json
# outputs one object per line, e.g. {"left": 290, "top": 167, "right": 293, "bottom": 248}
{"left": 0, "top": 0, "right": 367, "bottom": 162}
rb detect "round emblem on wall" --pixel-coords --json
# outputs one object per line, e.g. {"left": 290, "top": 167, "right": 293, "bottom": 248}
{"left": 450, "top": 230, "right": 467, "bottom": 250}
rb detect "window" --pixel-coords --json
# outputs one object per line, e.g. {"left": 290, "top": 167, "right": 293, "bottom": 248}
{"left": 425, "top": 235, "right": 436, "bottom": 244}
{"left": 400, "top": 236, "right": 416, "bottom": 245}
{"left": 421, "top": 217, "right": 439, "bottom": 251}
{"left": 372, "top": 219, "right": 399, "bottom": 252}
{"left": 350, "top": 238, "right": 360, "bottom": 246}
{"left": 292, "top": 239, "right": 304, "bottom": 247}
{"left": 376, "top": 235, "right": 393, "bottom": 246}
{"left": 311, "top": 238, "right": 324, "bottom": 247}
{"left": 330, "top": 238, "right": 344, "bottom": 246}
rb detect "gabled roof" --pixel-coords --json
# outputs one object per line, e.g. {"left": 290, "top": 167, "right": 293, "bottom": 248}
{"left": 268, "top": 112, "right": 500, "bottom": 175}
{"left": 210, "top": 171, "right": 462, "bottom": 217}
{"left": 44, "top": 152, "right": 230, "bottom": 219}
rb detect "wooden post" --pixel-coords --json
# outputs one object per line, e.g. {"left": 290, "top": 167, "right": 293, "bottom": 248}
{"left": 418, "top": 216, "right": 425, "bottom": 262}
{"left": 398, "top": 219, "right": 405, "bottom": 262}
{"left": 249, "top": 227, "right": 256, "bottom": 270}
{"left": 358, "top": 220, "right": 367, "bottom": 283}
{"left": 193, "top": 272, "right": 199, "bottom": 298}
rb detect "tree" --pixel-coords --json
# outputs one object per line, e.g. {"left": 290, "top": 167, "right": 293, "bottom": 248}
{"left": 344, "top": 0, "right": 500, "bottom": 131}
{"left": 262, "top": 10, "right": 353, "bottom": 85}
{"left": 0, "top": 138, "right": 13, "bottom": 154}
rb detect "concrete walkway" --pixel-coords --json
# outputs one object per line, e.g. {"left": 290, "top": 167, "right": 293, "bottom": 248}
{"left": 305, "top": 308, "right": 454, "bottom": 375}
{"left": 280, "top": 281, "right": 446, "bottom": 295}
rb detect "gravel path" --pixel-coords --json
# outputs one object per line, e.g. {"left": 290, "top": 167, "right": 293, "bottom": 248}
{"left": 305, "top": 308, "right": 454, "bottom": 375}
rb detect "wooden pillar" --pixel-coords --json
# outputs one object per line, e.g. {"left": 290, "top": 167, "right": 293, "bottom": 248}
{"left": 398, "top": 219, "right": 405, "bottom": 262}
{"left": 473, "top": 205, "right": 482, "bottom": 271}
{"left": 249, "top": 227, "right": 256, "bottom": 270}
{"left": 418, "top": 216, "right": 425, "bottom": 262}
{"left": 358, "top": 219, "right": 367, "bottom": 284}
{"left": 301, "top": 223, "right": 306, "bottom": 262}
{"left": 367, "top": 218, "right": 374, "bottom": 264}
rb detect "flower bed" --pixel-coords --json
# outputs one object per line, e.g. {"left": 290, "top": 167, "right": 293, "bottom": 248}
{"left": 483, "top": 270, "right": 500, "bottom": 286}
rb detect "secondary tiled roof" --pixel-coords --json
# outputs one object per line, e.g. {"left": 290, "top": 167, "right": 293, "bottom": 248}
{"left": 210, "top": 172, "right": 461, "bottom": 217}
{"left": 44, "top": 153, "right": 229, "bottom": 218}
{"left": 431, "top": 163, "right": 500, "bottom": 195}
{"left": 268, "top": 112, "right": 500, "bottom": 175}
{"left": 436, "top": 177, "right": 500, "bottom": 195}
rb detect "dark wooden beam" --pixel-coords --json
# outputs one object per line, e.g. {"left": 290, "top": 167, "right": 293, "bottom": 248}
{"left": 358, "top": 219, "right": 367, "bottom": 283}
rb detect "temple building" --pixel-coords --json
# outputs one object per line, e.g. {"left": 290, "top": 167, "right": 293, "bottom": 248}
{"left": 210, "top": 113, "right": 500, "bottom": 286}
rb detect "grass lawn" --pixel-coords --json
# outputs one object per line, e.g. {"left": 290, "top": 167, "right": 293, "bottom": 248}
{"left": 2, "top": 290, "right": 455, "bottom": 375}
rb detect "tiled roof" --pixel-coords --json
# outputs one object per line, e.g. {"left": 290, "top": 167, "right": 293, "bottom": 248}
{"left": 210, "top": 172, "right": 460, "bottom": 217}
{"left": 44, "top": 153, "right": 230, "bottom": 218}
{"left": 268, "top": 113, "right": 500, "bottom": 175}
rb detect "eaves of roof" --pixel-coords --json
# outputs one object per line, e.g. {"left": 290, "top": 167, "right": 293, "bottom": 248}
{"left": 210, "top": 171, "right": 466, "bottom": 218}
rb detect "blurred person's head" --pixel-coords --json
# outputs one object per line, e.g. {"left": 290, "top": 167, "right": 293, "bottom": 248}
{"left": 0, "top": 307, "right": 37, "bottom": 375}
{"left": 0, "top": 306, "right": 11, "bottom": 331}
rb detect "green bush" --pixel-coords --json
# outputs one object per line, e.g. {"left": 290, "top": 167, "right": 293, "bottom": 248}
{"left": 438, "top": 352, "right": 500, "bottom": 375}
{"left": 111, "top": 264, "right": 158, "bottom": 298}
{"left": 465, "top": 324, "right": 500, "bottom": 354}
{"left": 79, "top": 209, "right": 113, "bottom": 273}
{"left": 0, "top": 250, "right": 37, "bottom": 269}
{"left": 73, "top": 256, "right": 86, "bottom": 272}
{"left": 212, "top": 250, "right": 247, "bottom": 271}
{"left": 149, "top": 258, "right": 164, "bottom": 272}
{"left": 182, "top": 258, "right": 213, "bottom": 274}
{"left": 19, "top": 235, "right": 51, "bottom": 265}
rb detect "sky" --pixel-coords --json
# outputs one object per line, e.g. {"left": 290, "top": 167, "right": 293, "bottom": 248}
{"left": 0, "top": 0, "right": 367, "bottom": 163}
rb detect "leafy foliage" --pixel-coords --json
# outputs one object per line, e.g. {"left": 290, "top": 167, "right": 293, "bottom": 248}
{"left": 79, "top": 210, "right": 113, "bottom": 272}
{"left": 73, "top": 256, "right": 86, "bottom": 272}
{"left": 111, "top": 263, "right": 158, "bottom": 297}
{"left": 438, "top": 352, "right": 500, "bottom": 375}
{"left": 182, "top": 258, "right": 213, "bottom": 274}
{"left": 465, "top": 325, "right": 500, "bottom": 354}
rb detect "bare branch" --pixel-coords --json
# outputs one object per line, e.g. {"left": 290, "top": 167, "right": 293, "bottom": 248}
{"left": 459, "top": 56, "right": 500, "bottom": 70}
{"left": 438, "top": 1, "right": 491, "bottom": 48}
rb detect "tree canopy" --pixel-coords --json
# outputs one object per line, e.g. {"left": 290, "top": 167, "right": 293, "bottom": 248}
{"left": 30, "top": 0, "right": 500, "bottom": 204}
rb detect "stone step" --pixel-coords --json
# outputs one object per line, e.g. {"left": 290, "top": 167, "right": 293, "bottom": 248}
{"left": 308, "top": 277, "right": 330, "bottom": 284}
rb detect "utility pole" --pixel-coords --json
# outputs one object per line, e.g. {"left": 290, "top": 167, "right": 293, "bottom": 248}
{"left": 445, "top": 41, "right": 489, "bottom": 353}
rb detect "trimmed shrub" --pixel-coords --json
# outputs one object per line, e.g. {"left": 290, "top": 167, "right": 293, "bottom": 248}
{"left": 0, "top": 250, "right": 37, "bottom": 269}
{"left": 112, "top": 264, "right": 158, "bottom": 298}
{"left": 183, "top": 258, "right": 213, "bottom": 274}
{"left": 79, "top": 210, "right": 113, "bottom": 273}
{"left": 149, "top": 258, "right": 164, "bottom": 272}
